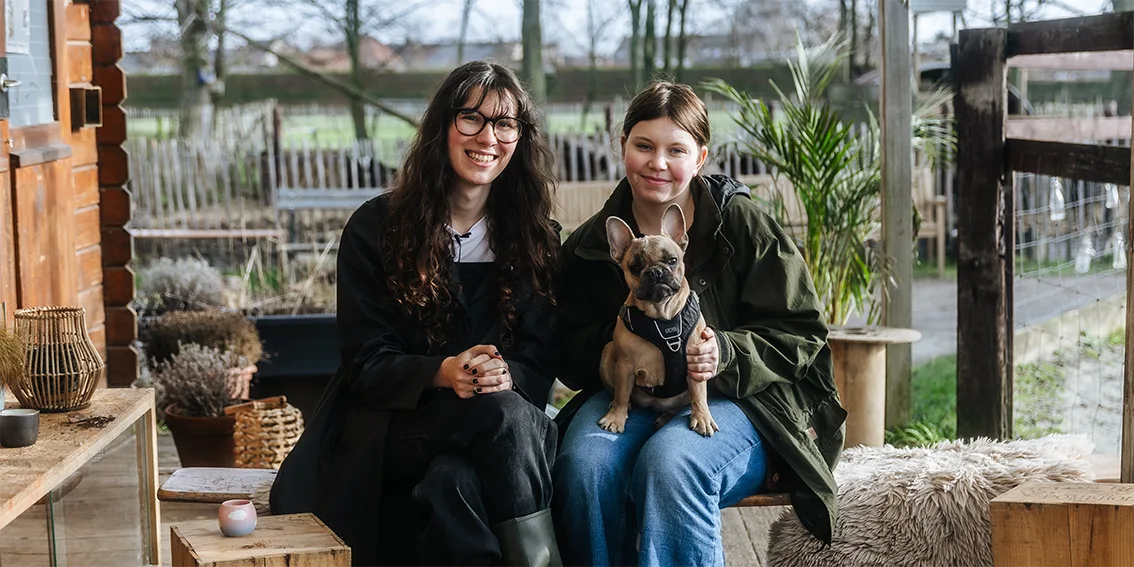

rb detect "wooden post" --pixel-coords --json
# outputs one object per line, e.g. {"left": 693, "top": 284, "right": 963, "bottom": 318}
{"left": 881, "top": 0, "right": 915, "bottom": 428}
{"left": 1123, "top": 23, "right": 1134, "bottom": 482}
{"left": 955, "top": 27, "right": 1012, "bottom": 440}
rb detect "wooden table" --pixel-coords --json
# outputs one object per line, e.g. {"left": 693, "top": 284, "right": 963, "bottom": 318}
{"left": 0, "top": 388, "right": 161, "bottom": 566}
{"left": 828, "top": 325, "right": 922, "bottom": 447}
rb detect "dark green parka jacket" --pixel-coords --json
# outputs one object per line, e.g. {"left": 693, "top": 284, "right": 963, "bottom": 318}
{"left": 555, "top": 174, "right": 847, "bottom": 543}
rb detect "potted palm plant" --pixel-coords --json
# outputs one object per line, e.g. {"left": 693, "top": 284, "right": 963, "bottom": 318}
{"left": 703, "top": 34, "right": 955, "bottom": 325}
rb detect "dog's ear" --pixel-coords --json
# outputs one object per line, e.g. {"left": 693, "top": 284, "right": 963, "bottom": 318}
{"left": 661, "top": 204, "right": 689, "bottom": 250}
{"left": 606, "top": 216, "right": 635, "bottom": 262}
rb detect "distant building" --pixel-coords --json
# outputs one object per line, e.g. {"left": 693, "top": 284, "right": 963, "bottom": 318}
{"left": 611, "top": 34, "right": 786, "bottom": 69}
{"left": 395, "top": 40, "right": 561, "bottom": 72}
{"left": 305, "top": 36, "right": 406, "bottom": 72}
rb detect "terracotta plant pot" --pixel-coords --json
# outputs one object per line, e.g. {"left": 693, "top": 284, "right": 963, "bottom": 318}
{"left": 163, "top": 404, "right": 236, "bottom": 467}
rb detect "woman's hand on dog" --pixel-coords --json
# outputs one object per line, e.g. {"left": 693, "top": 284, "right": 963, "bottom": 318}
{"left": 687, "top": 328, "right": 720, "bottom": 382}
{"left": 434, "top": 344, "right": 511, "bottom": 398}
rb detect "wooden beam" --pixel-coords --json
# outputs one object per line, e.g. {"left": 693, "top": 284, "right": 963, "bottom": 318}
{"left": 1009, "top": 50, "right": 1134, "bottom": 71}
{"left": 880, "top": 0, "right": 914, "bottom": 429}
{"left": 1006, "top": 116, "right": 1131, "bottom": 142}
{"left": 1007, "top": 12, "right": 1133, "bottom": 56}
{"left": 1123, "top": 23, "right": 1134, "bottom": 484}
{"left": 1006, "top": 139, "right": 1130, "bottom": 186}
{"left": 955, "top": 27, "right": 1012, "bottom": 440}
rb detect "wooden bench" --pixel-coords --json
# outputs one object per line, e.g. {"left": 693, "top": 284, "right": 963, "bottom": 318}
{"left": 157, "top": 467, "right": 790, "bottom": 509}
{"left": 275, "top": 187, "right": 381, "bottom": 250}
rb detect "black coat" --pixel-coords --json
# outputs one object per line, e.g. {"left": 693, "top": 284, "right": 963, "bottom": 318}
{"left": 269, "top": 195, "right": 559, "bottom": 566}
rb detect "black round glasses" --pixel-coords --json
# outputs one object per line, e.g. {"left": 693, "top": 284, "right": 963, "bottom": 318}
{"left": 454, "top": 108, "right": 523, "bottom": 143}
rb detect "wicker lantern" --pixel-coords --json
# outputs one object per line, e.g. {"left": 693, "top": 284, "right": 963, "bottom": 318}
{"left": 12, "top": 307, "right": 104, "bottom": 412}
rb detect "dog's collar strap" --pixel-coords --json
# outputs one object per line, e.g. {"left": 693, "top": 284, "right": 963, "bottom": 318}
{"left": 619, "top": 292, "right": 701, "bottom": 397}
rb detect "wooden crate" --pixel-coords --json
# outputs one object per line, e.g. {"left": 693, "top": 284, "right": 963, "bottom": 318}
{"left": 991, "top": 481, "right": 1134, "bottom": 567}
{"left": 170, "top": 512, "right": 350, "bottom": 567}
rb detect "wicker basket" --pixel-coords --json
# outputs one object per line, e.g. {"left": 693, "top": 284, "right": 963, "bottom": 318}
{"left": 228, "top": 396, "right": 304, "bottom": 469}
{"left": 12, "top": 307, "right": 104, "bottom": 412}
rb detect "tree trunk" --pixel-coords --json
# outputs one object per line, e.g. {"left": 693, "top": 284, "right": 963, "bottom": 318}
{"left": 522, "top": 0, "right": 546, "bottom": 102}
{"left": 211, "top": 0, "right": 227, "bottom": 108}
{"left": 177, "top": 0, "right": 213, "bottom": 139}
{"left": 628, "top": 0, "right": 643, "bottom": 90}
{"left": 643, "top": 0, "right": 657, "bottom": 81}
{"left": 662, "top": 0, "right": 676, "bottom": 72}
{"left": 839, "top": 0, "right": 848, "bottom": 42}
{"left": 457, "top": 0, "right": 474, "bottom": 65}
{"left": 583, "top": 0, "right": 598, "bottom": 129}
{"left": 675, "top": 0, "right": 689, "bottom": 81}
{"left": 346, "top": 0, "right": 368, "bottom": 140}
{"left": 850, "top": 0, "right": 859, "bottom": 74}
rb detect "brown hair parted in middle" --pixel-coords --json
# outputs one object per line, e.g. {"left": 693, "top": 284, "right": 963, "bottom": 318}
{"left": 621, "top": 81, "right": 711, "bottom": 147}
{"left": 381, "top": 60, "right": 559, "bottom": 350}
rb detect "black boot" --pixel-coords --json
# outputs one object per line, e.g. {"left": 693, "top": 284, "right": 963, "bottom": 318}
{"left": 493, "top": 509, "right": 563, "bottom": 567}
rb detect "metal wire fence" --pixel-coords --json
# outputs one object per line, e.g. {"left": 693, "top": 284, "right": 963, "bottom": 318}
{"left": 1013, "top": 170, "right": 1128, "bottom": 455}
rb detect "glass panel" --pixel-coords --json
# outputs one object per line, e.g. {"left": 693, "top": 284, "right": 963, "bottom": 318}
{"left": 0, "top": 426, "right": 147, "bottom": 566}
{"left": 6, "top": 0, "right": 55, "bottom": 127}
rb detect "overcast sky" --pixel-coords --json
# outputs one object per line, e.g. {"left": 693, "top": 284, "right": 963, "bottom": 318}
{"left": 120, "top": 0, "right": 1112, "bottom": 57}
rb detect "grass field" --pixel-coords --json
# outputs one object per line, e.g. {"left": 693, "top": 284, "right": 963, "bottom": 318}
{"left": 125, "top": 105, "right": 750, "bottom": 146}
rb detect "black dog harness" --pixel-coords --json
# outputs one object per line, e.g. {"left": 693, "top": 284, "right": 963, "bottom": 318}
{"left": 618, "top": 292, "right": 701, "bottom": 398}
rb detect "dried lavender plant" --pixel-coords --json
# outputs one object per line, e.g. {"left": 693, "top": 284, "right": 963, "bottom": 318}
{"left": 152, "top": 343, "right": 238, "bottom": 418}
{"left": 136, "top": 257, "right": 225, "bottom": 314}
{"left": 142, "top": 308, "right": 263, "bottom": 367}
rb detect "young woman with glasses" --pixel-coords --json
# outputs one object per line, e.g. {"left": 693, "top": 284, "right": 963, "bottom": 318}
{"left": 270, "top": 61, "right": 563, "bottom": 567}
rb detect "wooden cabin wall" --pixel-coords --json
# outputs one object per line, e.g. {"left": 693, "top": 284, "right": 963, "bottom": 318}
{"left": 88, "top": 0, "right": 135, "bottom": 388}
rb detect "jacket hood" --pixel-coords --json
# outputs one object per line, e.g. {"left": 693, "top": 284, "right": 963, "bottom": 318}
{"left": 575, "top": 174, "right": 752, "bottom": 260}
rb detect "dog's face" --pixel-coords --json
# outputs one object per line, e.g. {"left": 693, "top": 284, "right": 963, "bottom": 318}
{"left": 606, "top": 204, "right": 689, "bottom": 303}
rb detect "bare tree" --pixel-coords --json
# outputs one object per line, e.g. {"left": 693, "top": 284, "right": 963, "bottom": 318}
{"left": 287, "top": 0, "right": 429, "bottom": 139}
{"left": 581, "top": 0, "right": 617, "bottom": 127}
{"left": 522, "top": 0, "right": 546, "bottom": 102}
{"left": 628, "top": 0, "right": 645, "bottom": 88}
{"left": 643, "top": 0, "right": 657, "bottom": 79}
{"left": 457, "top": 0, "right": 476, "bottom": 65}
{"left": 176, "top": 0, "right": 213, "bottom": 138}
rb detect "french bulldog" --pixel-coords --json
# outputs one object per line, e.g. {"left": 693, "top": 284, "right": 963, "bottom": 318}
{"left": 598, "top": 203, "right": 718, "bottom": 437}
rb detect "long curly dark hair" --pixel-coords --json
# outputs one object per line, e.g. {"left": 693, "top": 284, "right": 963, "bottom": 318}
{"left": 382, "top": 61, "right": 559, "bottom": 350}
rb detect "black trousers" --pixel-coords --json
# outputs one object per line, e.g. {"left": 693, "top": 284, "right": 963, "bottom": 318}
{"left": 383, "top": 389, "right": 557, "bottom": 565}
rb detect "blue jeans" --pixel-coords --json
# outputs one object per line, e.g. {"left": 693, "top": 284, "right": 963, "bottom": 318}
{"left": 552, "top": 390, "right": 768, "bottom": 567}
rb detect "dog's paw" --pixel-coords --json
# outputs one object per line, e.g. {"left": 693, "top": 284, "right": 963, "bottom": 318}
{"left": 653, "top": 412, "right": 676, "bottom": 430}
{"left": 689, "top": 410, "right": 719, "bottom": 437}
{"left": 598, "top": 409, "right": 628, "bottom": 434}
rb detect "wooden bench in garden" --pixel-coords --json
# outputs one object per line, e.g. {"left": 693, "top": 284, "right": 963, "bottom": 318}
{"left": 157, "top": 466, "right": 790, "bottom": 509}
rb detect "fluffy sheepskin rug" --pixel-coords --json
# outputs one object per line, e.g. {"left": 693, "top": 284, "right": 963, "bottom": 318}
{"left": 766, "top": 435, "right": 1097, "bottom": 567}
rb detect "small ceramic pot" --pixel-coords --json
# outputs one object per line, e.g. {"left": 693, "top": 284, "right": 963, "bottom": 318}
{"left": 217, "top": 499, "right": 257, "bottom": 537}
{"left": 0, "top": 408, "right": 39, "bottom": 448}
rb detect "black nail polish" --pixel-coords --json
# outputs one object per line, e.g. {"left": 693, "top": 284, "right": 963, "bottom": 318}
{"left": 494, "top": 351, "right": 500, "bottom": 357}
{"left": 472, "top": 378, "right": 478, "bottom": 384}
{"left": 472, "top": 369, "right": 477, "bottom": 375}
{"left": 463, "top": 364, "right": 469, "bottom": 369}
{"left": 475, "top": 387, "right": 482, "bottom": 393}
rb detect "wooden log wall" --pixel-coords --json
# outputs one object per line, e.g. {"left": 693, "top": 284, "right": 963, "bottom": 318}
{"left": 88, "top": 0, "right": 135, "bottom": 388}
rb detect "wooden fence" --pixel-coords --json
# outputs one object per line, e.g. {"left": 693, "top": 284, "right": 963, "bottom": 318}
{"left": 954, "top": 12, "right": 1134, "bottom": 480}
{"left": 126, "top": 125, "right": 948, "bottom": 272}
{"left": 126, "top": 132, "right": 787, "bottom": 240}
